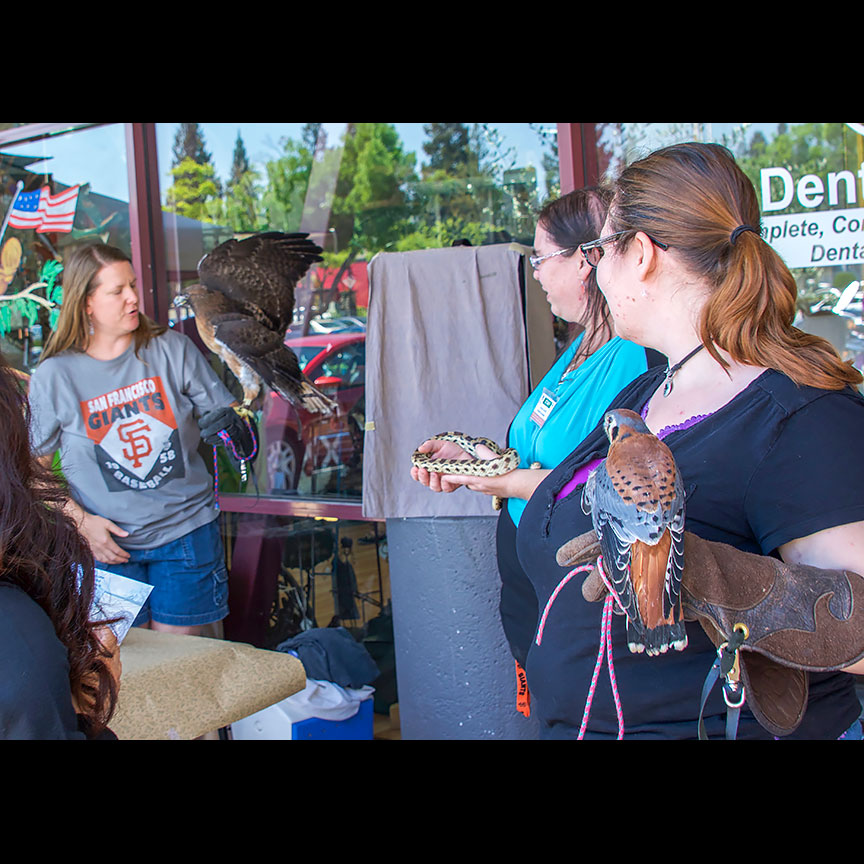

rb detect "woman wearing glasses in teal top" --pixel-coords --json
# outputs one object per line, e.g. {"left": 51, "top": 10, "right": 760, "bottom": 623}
{"left": 411, "top": 187, "right": 661, "bottom": 687}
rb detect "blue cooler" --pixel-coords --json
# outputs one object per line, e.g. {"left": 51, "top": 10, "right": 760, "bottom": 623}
{"left": 231, "top": 681, "right": 375, "bottom": 740}
{"left": 290, "top": 698, "right": 374, "bottom": 740}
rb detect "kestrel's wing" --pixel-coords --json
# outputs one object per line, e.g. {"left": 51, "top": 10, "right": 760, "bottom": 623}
{"left": 582, "top": 459, "right": 642, "bottom": 627}
{"left": 197, "top": 232, "right": 323, "bottom": 331}
{"left": 662, "top": 475, "right": 686, "bottom": 619}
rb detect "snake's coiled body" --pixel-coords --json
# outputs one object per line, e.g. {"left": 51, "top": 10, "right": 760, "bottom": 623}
{"left": 411, "top": 432, "right": 521, "bottom": 511}
{"left": 411, "top": 431, "right": 520, "bottom": 476}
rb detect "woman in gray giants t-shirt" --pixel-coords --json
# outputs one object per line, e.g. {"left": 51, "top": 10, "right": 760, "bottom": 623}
{"left": 28, "top": 244, "right": 237, "bottom": 636}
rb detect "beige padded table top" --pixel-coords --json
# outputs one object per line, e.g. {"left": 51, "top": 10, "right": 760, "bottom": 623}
{"left": 110, "top": 628, "right": 306, "bottom": 740}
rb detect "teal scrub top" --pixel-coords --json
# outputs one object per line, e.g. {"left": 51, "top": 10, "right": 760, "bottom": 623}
{"left": 506, "top": 334, "right": 648, "bottom": 527}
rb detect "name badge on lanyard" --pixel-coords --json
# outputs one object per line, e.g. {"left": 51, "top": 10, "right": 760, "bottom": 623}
{"left": 529, "top": 387, "right": 558, "bottom": 429}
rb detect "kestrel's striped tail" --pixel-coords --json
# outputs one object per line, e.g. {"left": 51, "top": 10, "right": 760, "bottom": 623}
{"left": 627, "top": 533, "right": 688, "bottom": 656}
{"left": 627, "top": 618, "right": 688, "bottom": 656}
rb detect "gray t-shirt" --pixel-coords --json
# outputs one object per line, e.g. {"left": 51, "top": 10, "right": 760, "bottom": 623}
{"left": 28, "top": 329, "right": 235, "bottom": 549}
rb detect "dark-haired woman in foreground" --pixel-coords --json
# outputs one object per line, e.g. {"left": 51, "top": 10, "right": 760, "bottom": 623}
{"left": 0, "top": 351, "right": 120, "bottom": 739}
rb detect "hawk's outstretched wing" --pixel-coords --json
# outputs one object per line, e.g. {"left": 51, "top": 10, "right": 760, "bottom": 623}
{"left": 197, "top": 232, "right": 323, "bottom": 331}
{"left": 181, "top": 232, "right": 335, "bottom": 414}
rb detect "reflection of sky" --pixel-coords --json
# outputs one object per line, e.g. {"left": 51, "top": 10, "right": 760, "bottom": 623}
{"left": 153, "top": 122, "right": 558, "bottom": 204}
{"left": 1, "top": 123, "right": 559, "bottom": 207}
{"left": 8, "top": 123, "right": 837, "bottom": 213}
{"left": 1, "top": 124, "right": 129, "bottom": 202}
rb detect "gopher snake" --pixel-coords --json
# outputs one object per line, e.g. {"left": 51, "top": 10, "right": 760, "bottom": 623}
{"left": 411, "top": 432, "right": 528, "bottom": 511}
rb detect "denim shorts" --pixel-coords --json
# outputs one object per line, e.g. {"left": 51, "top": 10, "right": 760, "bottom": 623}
{"left": 96, "top": 518, "right": 229, "bottom": 627}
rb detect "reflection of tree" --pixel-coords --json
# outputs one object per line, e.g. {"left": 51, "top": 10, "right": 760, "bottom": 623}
{"left": 596, "top": 123, "right": 711, "bottom": 181}
{"left": 182, "top": 123, "right": 556, "bottom": 269}
{"left": 400, "top": 122, "right": 541, "bottom": 248}
{"left": 596, "top": 122, "right": 859, "bottom": 215}
{"left": 165, "top": 123, "right": 221, "bottom": 223}
{"left": 172, "top": 122, "right": 212, "bottom": 166}
{"left": 731, "top": 123, "right": 863, "bottom": 292}
{"left": 529, "top": 123, "right": 559, "bottom": 200}
{"left": 258, "top": 122, "right": 417, "bottom": 265}
{"left": 331, "top": 123, "right": 416, "bottom": 257}
{"left": 731, "top": 123, "right": 854, "bottom": 215}
{"left": 260, "top": 125, "right": 320, "bottom": 235}
{"left": 223, "top": 131, "right": 261, "bottom": 233}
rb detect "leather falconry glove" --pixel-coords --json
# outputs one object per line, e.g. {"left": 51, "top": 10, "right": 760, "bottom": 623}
{"left": 556, "top": 529, "right": 864, "bottom": 737}
{"left": 198, "top": 406, "right": 259, "bottom": 467}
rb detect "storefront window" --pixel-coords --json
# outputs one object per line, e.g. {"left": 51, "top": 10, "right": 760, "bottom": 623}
{"left": 597, "top": 123, "right": 864, "bottom": 375}
{"left": 217, "top": 511, "right": 395, "bottom": 707}
{"left": 222, "top": 513, "right": 389, "bottom": 640}
{"left": 0, "top": 123, "right": 130, "bottom": 374}
{"left": 156, "top": 123, "right": 559, "bottom": 500}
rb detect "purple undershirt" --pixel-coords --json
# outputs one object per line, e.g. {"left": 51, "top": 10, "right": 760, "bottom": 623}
{"left": 554, "top": 399, "right": 715, "bottom": 501}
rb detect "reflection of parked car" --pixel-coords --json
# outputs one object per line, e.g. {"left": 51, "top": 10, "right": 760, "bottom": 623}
{"left": 263, "top": 332, "right": 366, "bottom": 492}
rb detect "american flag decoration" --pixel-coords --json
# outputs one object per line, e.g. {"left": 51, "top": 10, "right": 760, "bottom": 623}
{"left": 8, "top": 185, "right": 80, "bottom": 233}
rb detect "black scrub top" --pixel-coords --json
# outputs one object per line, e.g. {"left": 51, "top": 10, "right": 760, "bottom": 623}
{"left": 1, "top": 583, "right": 93, "bottom": 739}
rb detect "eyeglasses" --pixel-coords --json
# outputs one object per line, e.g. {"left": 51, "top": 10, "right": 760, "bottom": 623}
{"left": 529, "top": 247, "right": 571, "bottom": 269}
{"left": 580, "top": 230, "right": 669, "bottom": 269}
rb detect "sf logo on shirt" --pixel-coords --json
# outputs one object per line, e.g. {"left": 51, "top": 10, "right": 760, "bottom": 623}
{"left": 118, "top": 418, "right": 153, "bottom": 468}
{"left": 80, "top": 376, "right": 185, "bottom": 491}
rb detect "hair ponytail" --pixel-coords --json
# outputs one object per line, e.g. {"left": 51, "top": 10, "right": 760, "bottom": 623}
{"left": 701, "top": 230, "right": 859, "bottom": 389}
{"left": 610, "top": 142, "right": 862, "bottom": 391}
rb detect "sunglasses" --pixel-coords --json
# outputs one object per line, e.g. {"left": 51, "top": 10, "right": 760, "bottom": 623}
{"left": 580, "top": 230, "right": 669, "bottom": 269}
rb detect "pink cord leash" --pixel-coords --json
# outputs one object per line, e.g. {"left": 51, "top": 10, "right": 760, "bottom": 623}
{"left": 535, "top": 557, "right": 626, "bottom": 740}
{"left": 213, "top": 445, "right": 221, "bottom": 510}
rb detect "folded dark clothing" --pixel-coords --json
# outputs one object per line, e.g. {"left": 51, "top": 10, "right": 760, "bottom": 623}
{"left": 276, "top": 627, "right": 380, "bottom": 689}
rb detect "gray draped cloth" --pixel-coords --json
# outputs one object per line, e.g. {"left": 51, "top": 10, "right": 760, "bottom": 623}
{"left": 362, "top": 244, "right": 534, "bottom": 519}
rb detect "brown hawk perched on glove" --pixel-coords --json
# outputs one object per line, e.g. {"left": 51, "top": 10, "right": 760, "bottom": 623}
{"left": 175, "top": 232, "right": 338, "bottom": 415}
{"left": 581, "top": 408, "right": 687, "bottom": 656}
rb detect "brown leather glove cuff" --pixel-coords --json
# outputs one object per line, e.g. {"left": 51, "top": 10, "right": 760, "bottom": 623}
{"left": 679, "top": 533, "right": 864, "bottom": 673}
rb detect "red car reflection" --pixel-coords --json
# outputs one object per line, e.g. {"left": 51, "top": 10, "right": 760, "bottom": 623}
{"left": 262, "top": 331, "right": 366, "bottom": 492}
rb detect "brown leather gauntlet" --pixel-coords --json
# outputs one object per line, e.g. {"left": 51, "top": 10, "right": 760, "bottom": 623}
{"left": 557, "top": 530, "right": 864, "bottom": 736}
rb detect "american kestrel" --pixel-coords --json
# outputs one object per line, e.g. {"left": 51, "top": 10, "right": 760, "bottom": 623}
{"left": 581, "top": 408, "right": 687, "bottom": 655}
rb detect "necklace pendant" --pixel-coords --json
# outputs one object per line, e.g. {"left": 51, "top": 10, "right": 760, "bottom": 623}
{"left": 661, "top": 344, "right": 704, "bottom": 399}
{"left": 663, "top": 375, "right": 674, "bottom": 397}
